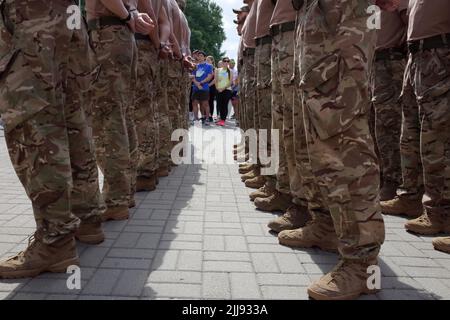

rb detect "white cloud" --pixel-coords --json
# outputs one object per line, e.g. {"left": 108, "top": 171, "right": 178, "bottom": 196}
{"left": 214, "top": 0, "right": 242, "bottom": 59}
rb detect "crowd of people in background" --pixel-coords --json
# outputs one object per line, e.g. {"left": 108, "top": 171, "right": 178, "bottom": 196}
{"left": 188, "top": 50, "right": 239, "bottom": 127}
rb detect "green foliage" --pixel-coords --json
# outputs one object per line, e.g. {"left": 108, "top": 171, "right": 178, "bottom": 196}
{"left": 185, "top": 0, "right": 226, "bottom": 63}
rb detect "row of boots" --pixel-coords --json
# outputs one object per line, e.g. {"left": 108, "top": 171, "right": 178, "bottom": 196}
{"left": 0, "top": 163, "right": 177, "bottom": 279}
{"left": 235, "top": 144, "right": 378, "bottom": 300}
{"left": 380, "top": 195, "right": 450, "bottom": 253}
{"left": 234, "top": 142, "right": 450, "bottom": 300}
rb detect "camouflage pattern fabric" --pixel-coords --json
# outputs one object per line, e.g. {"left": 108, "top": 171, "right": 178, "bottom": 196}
{"left": 156, "top": 59, "right": 172, "bottom": 168}
{"left": 371, "top": 58, "right": 404, "bottom": 189}
{"left": 167, "top": 59, "right": 182, "bottom": 132}
{"left": 398, "top": 74, "right": 424, "bottom": 200}
{"left": 0, "top": 0, "right": 103, "bottom": 244}
{"left": 403, "top": 47, "right": 450, "bottom": 215}
{"left": 88, "top": 24, "right": 137, "bottom": 208}
{"left": 256, "top": 41, "right": 274, "bottom": 180}
{"left": 243, "top": 53, "right": 257, "bottom": 132}
{"left": 271, "top": 30, "right": 298, "bottom": 197}
{"left": 135, "top": 40, "right": 158, "bottom": 178}
{"left": 297, "top": 0, "right": 385, "bottom": 260}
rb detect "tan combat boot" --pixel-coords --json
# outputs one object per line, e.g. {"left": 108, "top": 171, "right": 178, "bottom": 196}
{"left": 239, "top": 163, "right": 256, "bottom": 174}
{"left": 405, "top": 212, "right": 450, "bottom": 235}
{"left": 268, "top": 205, "right": 311, "bottom": 233}
{"left": 307, "top": 259, "right": 379, "bottom": 300}
{"left": 136, "top": 175, "right": 157, "bottom": 192}
{"left": 245, "top": 175, "right": 266, "bottom": 189}
{"left": 380, "top": 196, "right": 423, "bottom": 218}
{"left": 249, "top": 184, "right": 275, "bottom": 201}
{"left": 157, "top": 165, "right": 170, "bottom": 177}
{"left": 102, "top": 205, "right": 129, "bottom": 221}
{"left": 75, "top": 218, "right": 105, "bottom": 245}
{"left": 254, "top": 191, "right": 292, "bottom": 212}
{"left": 379, "top": 181, "right": 398, "bottom": 202}
{"left": 278, "top": 213, "right": 338, "bottom": 252}
{"left": 241, "top": 167, "right": 260, "bottom": 182}
{"left": 432, "top": 237, "right": 450, "bottom": 254}
{"left": 0, "top": 232, "right": 79, "bottom": 279}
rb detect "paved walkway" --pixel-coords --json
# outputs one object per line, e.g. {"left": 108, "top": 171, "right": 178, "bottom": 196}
{"left": 0, "top": 126, "right": 449, "bottom": 300}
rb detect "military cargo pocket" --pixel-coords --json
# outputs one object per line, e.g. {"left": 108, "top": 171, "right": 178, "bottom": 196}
{"left": 415, "top": 48, "right": 450, "bottom": 102}
{"left": 0, "top": 52, "right": 52, "bottom": 133}
{"left": 300, "top": 52, "right": 368, "bottom": 140}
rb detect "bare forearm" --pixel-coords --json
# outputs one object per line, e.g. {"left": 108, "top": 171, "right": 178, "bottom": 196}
{"left": 159, "top": 7, "right": 171, "bottom": 44}
{"left": 99, "top": 0, "right": 130, "bottom": 19}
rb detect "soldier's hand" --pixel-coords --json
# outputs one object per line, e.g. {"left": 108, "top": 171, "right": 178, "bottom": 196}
{"left": 127, "top": 14, "right": 137, "bottom": 33}
{"left": 135, "top": 13, "right": 155, "bottom": 35}
{"left": 159, "top": 45, "right": 172, "bottom": 60}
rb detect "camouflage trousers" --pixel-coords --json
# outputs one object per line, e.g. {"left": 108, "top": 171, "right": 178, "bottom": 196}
{"left": 256, "top": 41, "right": 275, "bottom": 183}
{"left": 371, "top": 57, "right": 405, "bottom": 188}
{"left": 135, "top": 40, "right": 158, "bottom": 178}
{"left": 156, "top": 59, "right": 172, "bottom": 167}
{"left": 402, "top": 47, "right": 450, "bottom": 215}
{"left": 296, "top": 0, "right": 385, "bottom": 260}
{"left": 243, "top": 53, "right": 257, "bottom": 132}
{"left": 237, "top": 61, "right": 245, "bottom": 131}
{"left": 398, "top": 73, "right": 424, "bottom": 200}
{"left": 88, "top": 25, "right": 138, "bottom": 208}
{"left": 180, "top": 70, "right": 191, "bottom": 130}
{"left": 0, "top": 1, "right": 103, "bottom": 243}
{"left": 167, "top": 60, "right": 182, "bottom": 134}
{"left": 271, "top": 30, "right": 301, "bottom": 198}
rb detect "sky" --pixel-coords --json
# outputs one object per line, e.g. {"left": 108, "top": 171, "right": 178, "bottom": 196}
{"left": 214, "top": 0, "right": 242, "bottom": 60}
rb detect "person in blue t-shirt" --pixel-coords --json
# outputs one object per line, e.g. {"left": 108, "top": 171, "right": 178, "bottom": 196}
{"left": 191, "top": 50, "right": 214, "bottom": 125}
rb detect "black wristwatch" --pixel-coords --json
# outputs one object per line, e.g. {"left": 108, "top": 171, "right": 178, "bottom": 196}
{"left": 121, "top": 11, "right": 132, "bottom": 23}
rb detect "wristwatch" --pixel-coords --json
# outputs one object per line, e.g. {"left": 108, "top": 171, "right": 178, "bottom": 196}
{"left": 121, "top": 11, "right": 132, "bottom": 23}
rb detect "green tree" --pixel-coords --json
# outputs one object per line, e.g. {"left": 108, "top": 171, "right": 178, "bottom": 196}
{"left": 185, "top": 0, "right": 226, "bottom": 62}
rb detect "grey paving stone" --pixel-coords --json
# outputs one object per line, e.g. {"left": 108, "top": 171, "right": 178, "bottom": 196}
{"left": 230, "top": 273, "right": 261, "bottom": 299}
{"left": 142, "top": 283, "right": 202, "bottom": 299}
{"left": 79, "top": 246, "right": 109, "bottom": 268}
{"left": 152, "top": 250, "right": 179, "bottom": 270}
{"left": 251, "top": 253, "right": 280, "bottom": 273}
{"left": 261, "top": 285, "right": 309, "bottom": 300}
{"left": 177, "top": 250, "right": 203, "bottom": 271}
{"left": 112, "top": 270, "right": 149, "bottom": 297}
{"left": 257, "top": 274, "right": 311, "bottom": 286}
{"left": 203, "top": 234, "right": 226, "bottom": 251}
{"left": 204, "top": 261, "right": 253, "bottom": 273}
{"left": 225, "top": 235, "right": 247, "bottom": 252}
{"left": 204, "top": 251, "right": 250, "bottom": 262}
{"left": 114, "top": 232, "right": 141, "bottom": 248}
{"left": 148, "top": 270, "right": 202, "bottom": 284}
{"left": 108, "top": 248, "right": 155, "bottom": 259}
{"left": 82, "top": 269, "right": 122, "bottom": 295}
{"left": 202, "top": 272, "right": 231, "bottom": 299}
{"left": 101, "top": 258, "right": 152, "bottom": 270}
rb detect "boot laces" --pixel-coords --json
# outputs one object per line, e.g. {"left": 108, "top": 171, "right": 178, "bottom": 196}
{"left": 7, "top": 233, "right": 38, "bottom": 262}
{"left": 328, "top": 259, "right": 353, "bottom": 284}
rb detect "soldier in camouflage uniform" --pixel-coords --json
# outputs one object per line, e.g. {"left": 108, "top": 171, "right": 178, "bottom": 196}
{"left": 156, "top": 0, "right": 176, "bottom": 176}
{"left": 244, "top": 0, "right": 276, "bottom": 192}
{"left": 238, "top": 0, "right": 260, "bottom": 176}
{"left": 395, "top": 0, "right": 450, "bottom": 246}
{"left": 0, "top": 0, "right": 105, "bottom": 278}
{"left": 264, "top": 0, "right": 311, "bottom": 233}
{"left": 85, "top": 0, "right": 153, "bottom": 219}
{"left": 134, "top": 0, "right": 171, "bottom": 192}
{"left": 370, "top": 1, "right": 408, "bottom": 202}
{"left": 179, "top": 1, "right": 191, "bottom": 131}
{"left": 280, "top": 0, "right": 385, "bottom": 300}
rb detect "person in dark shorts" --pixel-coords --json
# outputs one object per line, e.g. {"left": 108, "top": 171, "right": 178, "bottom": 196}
{"left": 191, "top": 51, "right": 214, "bottom": 125}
